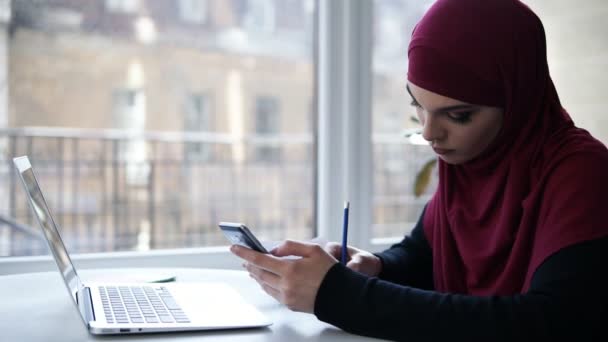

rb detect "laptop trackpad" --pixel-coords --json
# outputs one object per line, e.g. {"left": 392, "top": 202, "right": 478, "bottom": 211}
{"left": 168, "top": 283, "right": 271, "bottom": 328}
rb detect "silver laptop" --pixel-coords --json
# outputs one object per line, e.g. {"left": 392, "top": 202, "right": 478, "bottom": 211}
{"left": 13, "top": 156, "right": 272, "bottom": 335}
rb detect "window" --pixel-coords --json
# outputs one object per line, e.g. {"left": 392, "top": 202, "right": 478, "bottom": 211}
{"left": 183, "top": 93, "right": 212, "bottom": 161}
{"left": 105, "top": 0, "right": 140, "bottom": 14}
{"left": 254, "top": 96, "right": 281, "bottom": 162}
{"left": 112, "top": 89, "right": 149, "bottom": 186}
{"left": 378, "top": 111, "right": 401, "bottom": 134}
{"left": 2, "top": 0, "right": 315, "bottom": 257}
{"left": 112, "top": 89, "right": 145, "bottom": 130}
{"left": 178, "top": 0, "right": 208, "bottom": 24}
{"left": 525, "top": 0, "right": 608, "bottom": 144}
{"left": 255, "top": 96, "right": 279, "bottom": 134}
{"left": 243, "top": 0, "right": 276, "bottom": 32}
{"left": 372, "top": 0, "right": 437, "bottom": 241}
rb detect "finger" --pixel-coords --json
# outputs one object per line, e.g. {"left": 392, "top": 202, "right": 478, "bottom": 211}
{"left": 260, "top": 283, "right": 281, "bottom": 303}
{"left": 272, "top": 239, "right": 321, "bottom": 258}
{"left": 231, "top": 245, "right": 284, "bottom": 274}
{"left": 248, "top": 269, "right": 279, "bottom": 291}
{"left": 346, "top": 261, "right": 360, "bottom": 271}
{"left": 324, "top": 242, "right": 342, "bottom": 257}
{"left": 246, "top": 263, "right": 281, "bottom": 289}
{"left": 346, "top": 254, "right": 364, "bottom": 271}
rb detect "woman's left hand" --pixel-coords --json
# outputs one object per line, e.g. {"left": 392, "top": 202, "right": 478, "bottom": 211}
{"left": 230, "top": 240, "right": 338, "bottom": 313}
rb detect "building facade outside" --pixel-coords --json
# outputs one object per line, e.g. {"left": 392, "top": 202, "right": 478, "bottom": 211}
{"left": 1, "top": 0, "right": 436, "bottom": 256}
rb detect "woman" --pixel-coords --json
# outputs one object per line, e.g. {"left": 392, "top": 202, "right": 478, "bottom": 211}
{"left": 231, "top": 0, "right": 608, "bottom": 340}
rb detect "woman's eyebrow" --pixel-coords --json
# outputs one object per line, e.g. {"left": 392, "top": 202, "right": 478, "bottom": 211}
{"left": 406, "top": 84, "right": 418, "bottom": 103}
{"left": 436, "top": 104, "right": 475, "bottom": 112}
{"left": 406, "top": 84, "right": 475, "bottom": 112}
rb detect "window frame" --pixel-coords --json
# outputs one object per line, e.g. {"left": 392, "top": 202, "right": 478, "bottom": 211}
{"left": 316, "top": 0, "right": 376, "bottom": 251}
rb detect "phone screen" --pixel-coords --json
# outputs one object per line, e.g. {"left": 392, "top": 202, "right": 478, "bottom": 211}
{"left": 218, "top": 222, "right": 269, "bottom": 253}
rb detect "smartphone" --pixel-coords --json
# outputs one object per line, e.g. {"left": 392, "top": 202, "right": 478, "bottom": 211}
{"left": 218, "top": 222, "right": 269, "bottom": 254}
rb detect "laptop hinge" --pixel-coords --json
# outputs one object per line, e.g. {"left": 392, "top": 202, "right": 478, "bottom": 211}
{"left": 77, "top": 287, "right": 96, "bottom": 324}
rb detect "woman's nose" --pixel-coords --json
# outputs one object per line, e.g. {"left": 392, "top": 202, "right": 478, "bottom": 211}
{"left": 421, "top": 114, "right": 444, "bottom": 142}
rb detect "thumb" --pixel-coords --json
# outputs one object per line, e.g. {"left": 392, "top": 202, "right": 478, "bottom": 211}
{"left": 324, "top": 242, "right": 342, "bottom": 257}
{"left": 346, "top": 253, "right": 364, "bottom": 270}
{"left": 272, "top": 240, "right": 319, "bottom": 257}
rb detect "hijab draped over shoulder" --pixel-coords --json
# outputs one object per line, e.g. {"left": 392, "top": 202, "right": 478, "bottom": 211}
{"left": 408, "top": 0, "right": 608, "bottom": 294}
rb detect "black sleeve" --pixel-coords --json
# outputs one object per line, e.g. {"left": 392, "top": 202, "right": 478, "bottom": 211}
{"left": 314, "top": 237, "right": 608, "bottom": 341}
{"left": 374, "top": 207, "right": 433, "bottom": 290}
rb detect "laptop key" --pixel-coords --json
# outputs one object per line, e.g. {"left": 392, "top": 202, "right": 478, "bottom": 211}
{"left": 145, "top": 317, "right": 159, "bottom": 323}
{"left": 160, "top": 297, "right": 180, "bottom": 310}
{"left": 159, "top": 315, "right": 175, "bottom": 323}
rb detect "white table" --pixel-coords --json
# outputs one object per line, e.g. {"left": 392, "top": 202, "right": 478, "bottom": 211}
{"left": 0, "top": 268, "right": 384, "bottom": 342}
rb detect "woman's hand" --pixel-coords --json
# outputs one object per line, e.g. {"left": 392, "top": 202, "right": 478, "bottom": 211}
{"left": 324, "top": 242, "right": 382, "bottom": 277}
{"left": 230, "top": 240, "right": 338, "bottom": 313}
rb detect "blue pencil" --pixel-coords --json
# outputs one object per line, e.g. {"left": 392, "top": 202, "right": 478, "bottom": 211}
{"left": 341, "top": 201, "right": 350, "bottom": 265}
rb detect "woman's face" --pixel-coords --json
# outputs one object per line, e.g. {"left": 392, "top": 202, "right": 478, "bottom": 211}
{"left": 407, "top": 82, "right": 504, "bottom": 165}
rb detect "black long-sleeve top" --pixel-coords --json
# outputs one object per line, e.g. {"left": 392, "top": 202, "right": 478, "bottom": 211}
{"left": 313, "top": 212, "right": 608, "bottom": 341}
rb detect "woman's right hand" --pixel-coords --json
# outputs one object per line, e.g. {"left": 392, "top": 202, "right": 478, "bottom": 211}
{"left": 324, "top": 242, "right": 382, "bottom": 277}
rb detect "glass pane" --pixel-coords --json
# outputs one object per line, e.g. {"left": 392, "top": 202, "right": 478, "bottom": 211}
{"left": 372, "top": 0, "right": 436, "bottom": 241}
{"left": 525, "top": 0, "right": 608, "bottom": 144}
{"left": 1, "top": 0, "right": 316, "bottom": 256}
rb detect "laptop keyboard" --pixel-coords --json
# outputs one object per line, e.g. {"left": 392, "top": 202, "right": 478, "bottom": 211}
{"left": 98, "top": 286, "right": 190, "bottom": 324}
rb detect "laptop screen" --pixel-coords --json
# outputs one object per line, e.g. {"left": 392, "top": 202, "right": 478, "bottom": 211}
{"left": 13, "top": 156, "right": 83, "bottom": 305}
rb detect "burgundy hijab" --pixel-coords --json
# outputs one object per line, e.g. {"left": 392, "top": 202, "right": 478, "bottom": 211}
{"left": 409, "top": 0, "right": 608, "bottom": 295}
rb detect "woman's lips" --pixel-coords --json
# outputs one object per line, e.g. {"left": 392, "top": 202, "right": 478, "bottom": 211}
{"left": 432, "top": 147, "right": 452, "bottom": 155}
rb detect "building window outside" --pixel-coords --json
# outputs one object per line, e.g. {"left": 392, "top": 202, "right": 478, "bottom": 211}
{"left": 178, "top": 0, "right": 208, "bottom": 24}
{"left": 112, "top": 89, "right": 149, "bottom": 186}
{"left": 105, "top": 0, "right": 140, "bottom": 14}
{"left": 255, "top": 96, "right": 281, "bottom": 162}
{"left": 244, "top": 0, "right": 276, "bottom": 32}
{"left": 112, "top": 89, "right": 145, "bottom": 132}
{"left": 184, "top": 93, "right": 212, "bottom": 161}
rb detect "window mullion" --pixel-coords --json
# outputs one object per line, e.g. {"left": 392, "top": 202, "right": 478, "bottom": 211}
{"left": 317, "top": 0, "right": 373, "bottom": 250}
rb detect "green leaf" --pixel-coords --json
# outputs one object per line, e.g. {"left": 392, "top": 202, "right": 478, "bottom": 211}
{"left": 414, "top": 158, "right": 437, "bottom": 197}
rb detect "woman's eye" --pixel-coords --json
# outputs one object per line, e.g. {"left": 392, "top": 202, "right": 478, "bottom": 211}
{"left": 447, "top": 111, "right": 472, "bottom": 124}
{"left": 410, "top": 100, "right": 421, "bottom": 108}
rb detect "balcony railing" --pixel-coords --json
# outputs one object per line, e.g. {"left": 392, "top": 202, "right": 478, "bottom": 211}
{"left": 0, "top": 127, "right": 434, "bottom": 257}
{"left": 0, "top": 127, "right": 315, "bottom": 256}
